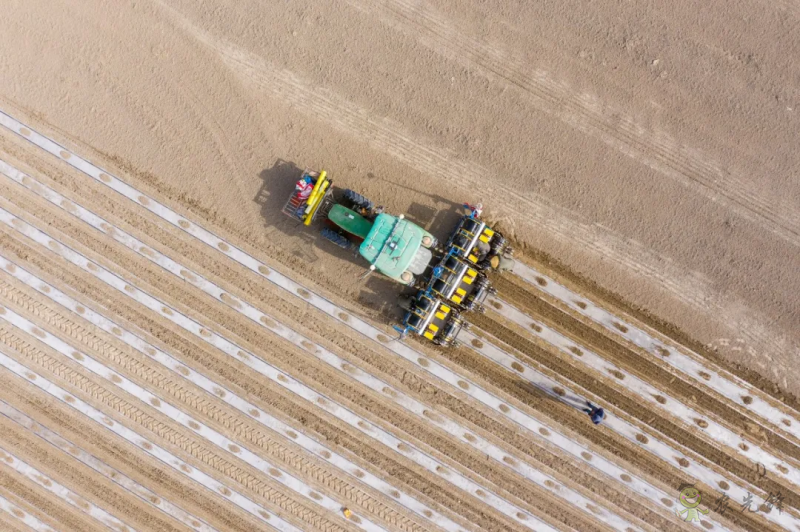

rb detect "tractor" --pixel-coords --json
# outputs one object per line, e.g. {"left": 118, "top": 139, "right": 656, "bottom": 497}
{"left": 283, "top": 170, "right": 438, "bottom": 286}
{"left": 282, "top": 168, "right": 513, "bottom": 347}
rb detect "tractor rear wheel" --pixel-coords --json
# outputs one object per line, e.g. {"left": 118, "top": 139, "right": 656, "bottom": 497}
{"left": 342, "top": 189, "right": 374, "bottom": 211}
{"left": 320, "top": 227, "right": 352, "bottom": 250}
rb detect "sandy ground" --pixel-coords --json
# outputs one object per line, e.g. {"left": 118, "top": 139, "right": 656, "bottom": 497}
{"left": 0, "top": 0, "right": 799, "bottom": 531}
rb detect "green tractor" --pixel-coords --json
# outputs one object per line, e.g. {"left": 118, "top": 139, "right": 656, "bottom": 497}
{"left": 282, "top": 168, "right": 513, "bottom": 346}
{"left": 282, "top": 169, "right": 438, "bottom": 286}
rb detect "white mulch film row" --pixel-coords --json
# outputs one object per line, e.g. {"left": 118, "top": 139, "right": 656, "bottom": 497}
{"left": 0, "top": 209, "right": 557, "bottom": 532}
{"left": 0, "top": 255, "right": 463, "bottom": 532}
{"left": 0, "top": 112, "right": 734, "bottom": 529}
{"left": 0, "top": 303, "right": 388, "bottom": 532}
{"left": 0, "top": 346, "right": 304, "bottom": 532}
{"left": 0, "top": 445, "right": 136, "bottom": 532}
{"left": 485, "top": 294, "right": 800, "bottom": 486}
{"left": 0, "top": 492, "right": 57, "bottom": 532}
{"left": 0, "top": 400, "right": 220, "bottom": 532}
{"left": 460, "top": 326, "right": 799, "bottom": 531}
{"left": 0, "top": 159, "right": 642, "bottom": 532}
{"left": 511, "top": 259, "right": 800, "bottom": 442}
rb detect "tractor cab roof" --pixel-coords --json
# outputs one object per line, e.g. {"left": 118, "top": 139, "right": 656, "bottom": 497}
{"left": 359, "top": 213, "right": 426, "bottom": 278}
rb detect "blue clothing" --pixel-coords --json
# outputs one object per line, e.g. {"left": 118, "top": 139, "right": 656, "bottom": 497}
{"left": 584, "top": 402, "right": 605, "bottom": 425}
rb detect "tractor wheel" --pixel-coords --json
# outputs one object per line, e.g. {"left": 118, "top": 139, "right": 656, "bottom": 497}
{"left": 342, "top": 189, "right": 374, "bottom": 211}
{"left": 320, "top": 227, "right": 352, "bottom": 250}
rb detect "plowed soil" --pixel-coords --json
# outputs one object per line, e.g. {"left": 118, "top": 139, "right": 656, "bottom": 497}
{"left": 0, "top": 1, "right": 798, "bottom": 532}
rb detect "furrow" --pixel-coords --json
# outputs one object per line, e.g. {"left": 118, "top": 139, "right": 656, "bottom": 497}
{"left": 0, "top": 269, "right": 437, "bottom": 532}
{"left": 0, "top": 445, "right": 135, "bottom": 532}
{"left": 0, "top": 340, "right": 303, "bottom": 532}
{"left": 0, "top": 304, "right": 378, "bottom": 532}
{"left": 0, "top": 492, "right": 57, "bottom": 532}
{"left": 0, "top": 156, "right": 643, "bottom": 531}
{"left": 462, "top": 324, "right": 800, "bottom": 528}
{"left": 511, "top": 260, "right": 800, "bottom": 443}
{"left": 0, "top": 115, "right": 711, "bottom": 528}
{"left": 459, "top": 327, "right": 795, "bottom": 531}
{"left": 0, "top": 208, "right": 558, "bottom": 531}
{"left": 0, "top": 399, "right": 219, "bottom": 532}
{"left": 484, "top": 294, "right": 800, "bottom": 487}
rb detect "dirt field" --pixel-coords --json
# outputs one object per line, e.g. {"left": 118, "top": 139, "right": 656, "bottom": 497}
{"left": 0, "top": 1, "right": 798, "bottom": 531}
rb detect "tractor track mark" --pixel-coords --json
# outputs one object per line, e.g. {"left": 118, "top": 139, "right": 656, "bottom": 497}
{"left": 344, "top": 0, "right": 800, "bottom": 249}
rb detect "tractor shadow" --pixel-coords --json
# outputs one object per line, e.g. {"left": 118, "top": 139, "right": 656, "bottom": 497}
{"left": 254, "top": 159, "right": 352, "bottom": 265}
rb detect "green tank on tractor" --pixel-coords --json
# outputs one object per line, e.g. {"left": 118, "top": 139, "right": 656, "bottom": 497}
{"left": 327, "top": 203, "right": 436, "bottom": 284}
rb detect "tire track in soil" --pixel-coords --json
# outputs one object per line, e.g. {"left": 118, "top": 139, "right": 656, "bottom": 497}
{"left": 0, "top": 335, "right": 311, "bottom": 532}
{"left": 0, "top": 198, "right": 556, "bottom": 526}
{"left": 343, "top": 0, "right": 800, "bottom": 249}
{"left": 0, "top": 401, "right": 219, "bottom": 532}
{"left": 0, "top": 157, "right": 645, "bottom": 532}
